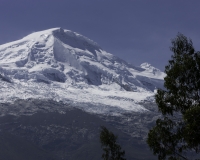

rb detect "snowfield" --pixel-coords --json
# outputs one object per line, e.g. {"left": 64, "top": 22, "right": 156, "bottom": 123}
{"left": 0, "top": 28, "right": 165, "bottom": 115}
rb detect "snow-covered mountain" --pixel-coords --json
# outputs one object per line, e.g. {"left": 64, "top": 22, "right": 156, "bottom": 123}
{"left": 0, "top": 28, "right": 165, "bottom": 115}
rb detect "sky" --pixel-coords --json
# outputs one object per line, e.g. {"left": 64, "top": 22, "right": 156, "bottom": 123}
{"left": 1, "top": 0, "right": 200, "bottom": 71}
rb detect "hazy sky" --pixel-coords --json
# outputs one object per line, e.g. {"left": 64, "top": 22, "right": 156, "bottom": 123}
{"left": 1, "top": 0, "right": 200, "bottom": 70}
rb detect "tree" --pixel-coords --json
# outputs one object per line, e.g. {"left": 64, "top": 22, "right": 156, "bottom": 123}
{"left": 147, "top": 33, "right": 200, "bottom": 160}
{"left": 100, "top": 126, "right": 126, "bottom": 160}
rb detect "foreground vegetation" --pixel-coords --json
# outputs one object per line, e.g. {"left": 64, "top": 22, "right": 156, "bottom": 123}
{"left": 147, "top": 33, "right": 200, "bottom": 160}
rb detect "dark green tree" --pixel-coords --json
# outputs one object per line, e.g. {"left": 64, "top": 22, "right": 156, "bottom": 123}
{"left": 100, "top": 126, "right": 126, "bottom": 160}
{"left": 147, "top": 33, "right": 200, "bottom": 160}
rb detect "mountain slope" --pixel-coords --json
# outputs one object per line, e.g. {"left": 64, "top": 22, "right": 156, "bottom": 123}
{"left": 0, "top": 28, "right": 165, "bottom": 115}
{"left": 0, "top": 99, "right": 157, "bottom": 160}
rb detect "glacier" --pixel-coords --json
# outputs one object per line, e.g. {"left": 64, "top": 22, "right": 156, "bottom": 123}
{"left": 0, "top": 28, "right": 165, "bottom": 115}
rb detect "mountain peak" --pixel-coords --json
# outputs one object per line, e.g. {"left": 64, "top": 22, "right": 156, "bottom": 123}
{"left": 140, "top": 62, "right": 152, "bottom": 68}
{"left": 0, "top": 28, "right": 165, "bottom": 114}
